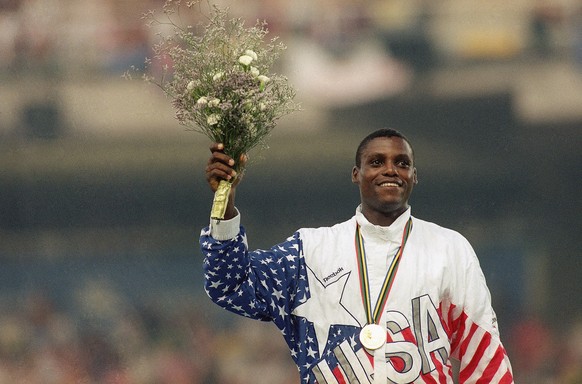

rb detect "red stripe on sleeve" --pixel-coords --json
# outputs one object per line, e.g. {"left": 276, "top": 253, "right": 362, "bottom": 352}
{"left": 458, "top": 322, "right": 478, "bottom": 358}
{"left": 450, "top": 312, "right": 468, "bottom": 356}
{"left": 459, "top": 330, "right": 492, "bottom": 382}
{"left": 474, "top": 345, "right": 512, "bottom": 384}
{"left": 499, "top": 370, "right": 514, "bottom": 384}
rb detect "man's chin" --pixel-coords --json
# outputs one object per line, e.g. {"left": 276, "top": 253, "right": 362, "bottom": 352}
{"left": 378, "top": 201, "right": 408, "bottom": 215}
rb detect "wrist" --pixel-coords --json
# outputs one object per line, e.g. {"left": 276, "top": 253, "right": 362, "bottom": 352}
{"left": 210, "top": 208, "right": 241, "bottom": 240}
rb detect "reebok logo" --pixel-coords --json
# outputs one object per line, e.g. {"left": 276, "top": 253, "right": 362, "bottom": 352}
{"left": 323, "top": 267, "right": 344, "bottom": 283}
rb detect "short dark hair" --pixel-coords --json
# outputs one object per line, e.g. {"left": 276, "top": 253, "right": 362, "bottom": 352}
{"left": 355, "top": 128, "right": 414, "bottom": 167}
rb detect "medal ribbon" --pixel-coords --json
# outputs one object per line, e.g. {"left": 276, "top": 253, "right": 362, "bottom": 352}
{"left": 355, "top": 218, "right": 413, "bottom": 325}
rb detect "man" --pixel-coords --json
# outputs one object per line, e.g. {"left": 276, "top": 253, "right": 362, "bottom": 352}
{"left": 200, "top": 128, "right": 514, "bottom": 383}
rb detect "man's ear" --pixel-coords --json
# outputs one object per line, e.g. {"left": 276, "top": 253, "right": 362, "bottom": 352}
{"left": 351, "top": 166, "right": 360, "bottom": 184}
{"left": 413, "top": 167, "right": 418, "bottom": 184}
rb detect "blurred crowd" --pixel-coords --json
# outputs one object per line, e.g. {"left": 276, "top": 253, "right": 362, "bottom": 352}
{"left": 0, "top": 286, "right": 299, "bottom": 384}
{"left": 0, "top": 285, "right": 580, "bottom": 384}
{"left": 1, "top": 0, "right": 582, "bottom": 79}
{"left": 0, "top": 0, "right": 155, "bottom": 77}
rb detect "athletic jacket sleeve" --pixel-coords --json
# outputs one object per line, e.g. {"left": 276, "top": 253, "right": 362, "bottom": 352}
{"left": 446, "top": 235, "right": 514, "bottom": 383}
{"left": 200, "top": 218, "right": 307, "bottom": 326}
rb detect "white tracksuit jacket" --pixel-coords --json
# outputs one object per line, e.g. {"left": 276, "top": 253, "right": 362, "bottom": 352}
{"left": 201, "top": 207, "right": 514, "bottom": 383}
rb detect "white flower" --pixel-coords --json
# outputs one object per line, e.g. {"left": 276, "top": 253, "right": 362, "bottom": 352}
{"left": 250, "top": 66, "right": 260, "bottom": 77}
{"left": 187, "top": 80, "right": 196, "bottom": 90}
{"left": 258, "top": 75, "right": 270, "bottom": 91}
{"left": 259, "top": 102, "right": 267, "bottom": 111}
{"left": 208, "top": 98, "right": 220, "bottom": 107}
{"left": 212, "top": 72, "right": 223, "bottom": 81}
{"left": 245, "top": 49, "right": 258, "bottom": 61}
{"left": 197, "top": 96, "right": 208, "bottom": 105}
{"left": 238, "top": 54, "right": 253, "bottom": 66}
{"left": 207, "top": 113, "right": 220, "bottom": 125}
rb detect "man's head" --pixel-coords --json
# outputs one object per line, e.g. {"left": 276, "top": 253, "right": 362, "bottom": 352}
{"left": 355, "top": 128, "right": 414, "bottom": 167}
{"left": 352, "top": 128, "right": 418, "bottom": 226}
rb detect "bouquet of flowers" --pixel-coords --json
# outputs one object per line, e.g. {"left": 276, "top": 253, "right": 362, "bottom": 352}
{"left": 140, "top": 0, "right": 299, "bottom": 219}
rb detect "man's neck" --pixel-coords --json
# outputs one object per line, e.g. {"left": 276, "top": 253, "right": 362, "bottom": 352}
{"left": 361, "top": 206, "right": 408, "bottom": 227}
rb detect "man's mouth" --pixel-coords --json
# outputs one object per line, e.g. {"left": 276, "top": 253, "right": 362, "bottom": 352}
{"left": 378, "top": 181, "right": 401, "bottom": 187}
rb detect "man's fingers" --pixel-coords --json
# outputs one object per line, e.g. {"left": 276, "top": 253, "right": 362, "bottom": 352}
{"left": 206, "top": 162, "right": 237, "bottom": 181}
{"left": 240, "top": 153, "right": 248, "bottom": 166}
{"left": 208, "top": 143, "right": 236, "bottom": 166}
{"left": 209, "top": 142, "right": 224, "bottom": 152}
{"left": 206, "top": 143, "right": 247, "bottom": 189}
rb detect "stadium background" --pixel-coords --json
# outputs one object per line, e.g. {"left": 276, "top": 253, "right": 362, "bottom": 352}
{"left": 0, "top": 0, "right": 581, "bottom": 382}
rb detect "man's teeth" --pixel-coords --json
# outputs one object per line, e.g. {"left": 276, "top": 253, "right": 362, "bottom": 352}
{"left": 380, "top": 182, "right": 399, "bottom": 187}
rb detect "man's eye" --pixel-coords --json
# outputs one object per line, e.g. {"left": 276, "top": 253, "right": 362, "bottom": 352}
{"left": 397, "top": 161, "right": 411, "bottom": 168}
{"left": 370, "top": 159, "right": 382, "bottom": 166}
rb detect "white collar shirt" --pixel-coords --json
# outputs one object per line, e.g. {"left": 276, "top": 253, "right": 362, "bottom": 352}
{"left": 354, "top": 205, "right": 411, "bottom": 306}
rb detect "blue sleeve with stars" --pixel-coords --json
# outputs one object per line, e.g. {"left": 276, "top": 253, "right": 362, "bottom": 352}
{"left": 200, "top": 226, "right": 307, "bottom": 324}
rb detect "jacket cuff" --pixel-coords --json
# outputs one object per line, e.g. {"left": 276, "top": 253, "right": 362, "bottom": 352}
{"left": 209, "top": 208, "right": 240, "bottom": 240}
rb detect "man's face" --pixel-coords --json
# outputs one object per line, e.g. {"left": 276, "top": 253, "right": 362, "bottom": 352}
{"left": 352, "top": 136, "right": 417, "bottom": 225}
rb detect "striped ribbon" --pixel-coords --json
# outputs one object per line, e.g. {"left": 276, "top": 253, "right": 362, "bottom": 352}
{"left": 355, "top": 218, "right": 413, "bottom": 325}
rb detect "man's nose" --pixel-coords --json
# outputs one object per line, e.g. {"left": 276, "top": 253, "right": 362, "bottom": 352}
{"left": 382, "top": 162, "right": 398, "bottom": 175}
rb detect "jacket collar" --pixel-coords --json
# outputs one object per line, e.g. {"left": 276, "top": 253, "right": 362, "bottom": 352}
{"left": 355, "top": 205, "right": 411, "bottom": 243}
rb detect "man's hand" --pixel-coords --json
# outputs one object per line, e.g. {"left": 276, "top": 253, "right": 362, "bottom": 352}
{"left": 206, "top": 143, "right": 247, "bottom": 191}
{"left": 205, "top": 143, "right": 247, "bottom": 219}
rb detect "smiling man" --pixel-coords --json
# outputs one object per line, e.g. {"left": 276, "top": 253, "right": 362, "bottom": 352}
{"left": 352, "top": 130, "right": 418, "bottom": 227}
{"left": 200, "top": 128, "right": 514, "bottom": 383}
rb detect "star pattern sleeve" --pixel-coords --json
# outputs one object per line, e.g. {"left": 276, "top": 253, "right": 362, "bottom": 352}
{"left": 200, "top": 226, "right": 307, "bottom": 325}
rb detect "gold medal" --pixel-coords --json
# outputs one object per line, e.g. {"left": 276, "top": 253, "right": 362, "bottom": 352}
{"left": 359, "top": 323, "right": 387, "bottom": 350}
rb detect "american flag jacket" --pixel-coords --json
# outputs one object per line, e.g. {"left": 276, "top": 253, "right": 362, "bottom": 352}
{"left": 200, "top": 208, "right": 514, "bottom": 383}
